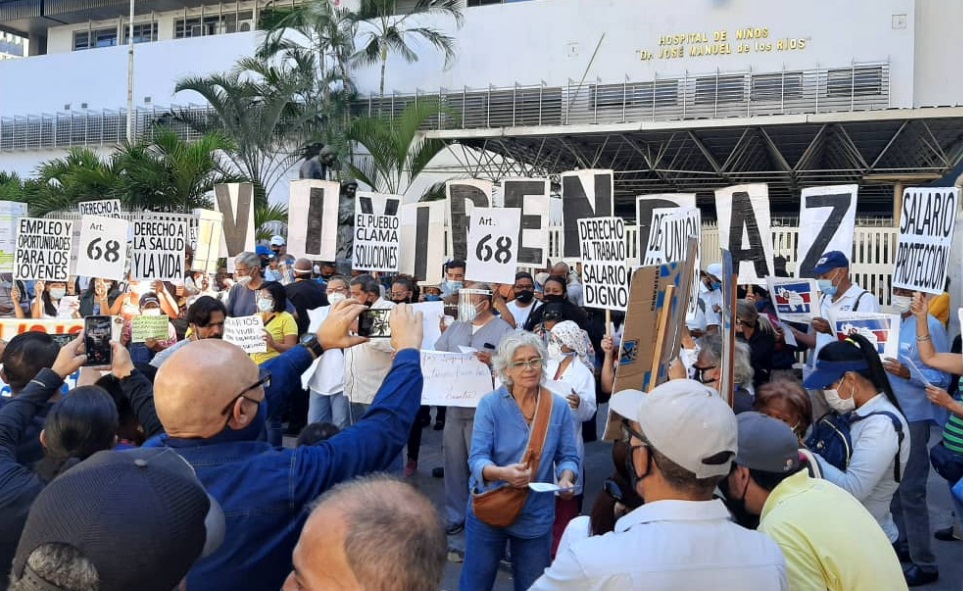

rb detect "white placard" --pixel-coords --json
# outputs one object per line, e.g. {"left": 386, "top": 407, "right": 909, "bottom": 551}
{"left": 77, "top": 199, "right": 122, "bottom": 218}
{"left": 465, "top": 207, "right": 521, "bottom": 285}
{"left": 578, "top": 216, "right": 628, "bottom": 311}
{"left": 0, "top": 201, "right": 28, "bottom": 273}
{"left": 192, "top": 209, "right": 223, "bottom": 274}
{"left": 419, "top": 350, "right": 495, "bottom": 408}
{"left": 766, "top": 277, "right": 819, "bottom": 324}
{"left": 561, "top": 170, "right": 614, "bottom": 259}
{"left": 411, "top": 301, "right": 445, "bottom": 350}
{"left": 644, "top": 207, "right": 701, "bottom": 315}
{"left": 500, "top": 178, "right": 551, "bottom": 267}
{"left": 214, "top": 183, "right": 256, "bottom": 258}
{"left": 797, "top": 185, "right": 858, "bottom": 278}
{"left": 353, "top": 192, "right": 402, "bottom": 272}
{"left": 131, "top": 216, "right": 188, "bottom": 281}
{"left": 636, "top": 194, "right": 697, "bottom": 262}
{"left": 399, "top": 201, "right": 446, "bottom": 285}
{"left": 288, "top": 180, "right": 340, "bottom": 260}
{"left": 223, "top": 315, "right": 267, "bottom": 354}
{"left": 714, "top": 183, "right": 774, "bottom": 285}
{"left": 14, "top": 218, "right": 73, "bottom": 281}
{"left": 893, "top": 187, "right": 959, "bottom": 295}
{"left": 76, "top": 215, "right": 129, "bottom": 281}
{"left": 830, "top": 312, "right": 901, "bottom": 360}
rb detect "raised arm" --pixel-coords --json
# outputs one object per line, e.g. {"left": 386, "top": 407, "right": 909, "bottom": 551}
{"left": 111, "top": 342, "right": 165, "bottom": 439}
{"left": 913, "top": 292, "right": 963, "bottom": 374}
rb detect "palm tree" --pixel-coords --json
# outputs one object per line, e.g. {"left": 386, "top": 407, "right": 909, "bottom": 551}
{"left": 351, "top": 0, "right": 463, "bottom": 99}
{"left": 29, "top": 148, "right": 123, "bottom": 216}
{"left": 255, "top": 202, "right": 289, "bottom": 242}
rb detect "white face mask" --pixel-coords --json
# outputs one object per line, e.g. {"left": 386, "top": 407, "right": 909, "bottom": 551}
{"left": 824, "top": 380, "right": 856, "bottom": 414}
{"left": 327, "top": 292, "right": 346, "bottom": 306}
{"left": 891, "top": 294, "right": 912, "bottom": 314}
{"left": 257, "top": 298, "right": 274, "bottom": 313}
{"left": 141, "top": 308, "right": 162, "bottom": 317}
{"left": 236, "top": 275, "right": 252, "bottom": 287}
{"left": 547, "top": 341, "right": 564, "bottom": 361}
{"left": 49, "top": 288, "right": 66, "bottom": 300}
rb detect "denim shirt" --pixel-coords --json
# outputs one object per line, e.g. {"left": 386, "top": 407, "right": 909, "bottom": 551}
{"left": 890, "top": 314, "right": 950, "bottom": 424}
{"left": 134, "top": 348, "right": 423, "bottom": 591}
{"left": 469, "top": 386, "right": 580, "bottom": 538}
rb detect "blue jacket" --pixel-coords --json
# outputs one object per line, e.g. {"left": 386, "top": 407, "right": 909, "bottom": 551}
{"left": 128, "top": 347, "right": 423, "bottom": 591}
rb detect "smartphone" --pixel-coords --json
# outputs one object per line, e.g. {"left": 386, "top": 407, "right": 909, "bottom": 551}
{"left": 84, "top": 315, "right": 113, "bottom": 367}
{"left": 358, "top": 309, "right": 392, "bottom": 338}
{"left": 50, "top": 333, "right": 77, "bottom": 348}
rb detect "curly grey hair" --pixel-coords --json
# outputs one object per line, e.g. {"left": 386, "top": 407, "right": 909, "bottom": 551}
{"left": 697, "top": 333, "right": 754, "bottom": 388}
{"left": 492, "top": 330, "right": 547, "bottom": 387}
{"left": 234, "top": 251, "right": 260, "bottom": 272}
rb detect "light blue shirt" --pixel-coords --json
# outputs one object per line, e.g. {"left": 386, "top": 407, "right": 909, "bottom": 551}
{"left": 469, "top": 386, "right": 580, "bottom": 538}
{"left": 890, "top": 314, "right": 950, "bottom": 424}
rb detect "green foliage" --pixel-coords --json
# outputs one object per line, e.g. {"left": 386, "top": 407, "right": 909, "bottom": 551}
{"left": 255, "top": 202, "right": 290, "bottom": 242}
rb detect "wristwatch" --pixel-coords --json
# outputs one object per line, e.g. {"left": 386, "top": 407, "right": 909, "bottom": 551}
{"left": 300, "top": 335, "right": 324, "bottom": 358}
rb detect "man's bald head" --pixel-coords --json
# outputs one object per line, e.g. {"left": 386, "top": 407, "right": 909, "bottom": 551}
{"left": 285, "top": 476, "right": 446, "bottom": 591}
{"left": 154, "top": 340, "right": 260, "bottom": 438}
{"left": 294, "top": 258, "right": 313, "bottom": 276}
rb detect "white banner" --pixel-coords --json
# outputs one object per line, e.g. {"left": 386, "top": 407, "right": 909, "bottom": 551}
{"left": 411, "top": 301, "right": 445, "bottom": 350}
{"left": 192, "top": 209, "right": 223, "bottom": 274}
{"left": 399, "top": 201, "right": 446, "bottom": 285}
{"left": 579, "top": 216, "right": 629, "bottom": 311}
{"left": 893, "top": 187, "right": 959, "bottom": 295}
{"left": 420, "top": 350, "right": 495, "bottom": 407}
{"left": 0, "top": 201, "right": 28, "bottom": 273}
{"left": 645, "top": 207, "right": 701, "bottom": 315}
{"left": 131, "top": 216, "right": 188, "bottom": 281}
{"left": 214, "top": 183, "right": 256, "bottom": 258}
{"left": 714, "top": 184, "right": 774, "bottom": 285}
{"left": 224, "top": 315, "right": 267, "bottom": 354}
{"left": 77, "top": 199, "right": 122, "bottom": 218}
{"left": 465, "top": 207, "right": 521, "bottom": 285}
{"left": 446, "top": 180, "right": 493, "bottom": 263}
{"left": 287, "top": 180, "right": 340, "bottom": 260}
{"left": 636, "top": 194, "right": 696, "bottom": 263}
{"left": 353, "top": 192, "right": 402, "bottom": 272}
{"left": 500, "top": 178, "right": 551, "bottom": 267}
{"left": 797, "top": 185, "right": 858, "bottom": 278}
{"left": 15, "top": 218, "right": 73, "bottom": 281}
{"left": 561, "top": 170, "right": 614, "bottom": 259}
{"left": 76, "top": 215, "right": 129, "bottom": 281}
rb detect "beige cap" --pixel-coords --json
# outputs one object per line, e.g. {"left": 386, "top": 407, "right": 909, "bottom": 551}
{"left": 610, "top": 379, "right": 738, "bottom": 479}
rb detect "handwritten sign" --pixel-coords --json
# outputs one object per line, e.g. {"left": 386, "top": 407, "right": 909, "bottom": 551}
{"left": 15, "top": 218, "right": 73, "bottom": 281}
{"left": 76, "top": 215, "right": 129, "bottom": 281}
{"left": 130, "top": 315, "right": 170, "bottom": 343}
{"left": 766, "top": 277, "right": 818, "bottom": 323}
{"left": 223, "top": 315, "right": 267, "bottom": 354}
{"left": 420, "top": 351, "right": 494, "bottom": 407}
{"left": 893, "top": 187, "right": 959, "bottom": 295}
{"left": 578, "top": 216, "right": 628, "bottom": 311}
{"left": 0, "top": 201, "right": 28, "bottom": 273}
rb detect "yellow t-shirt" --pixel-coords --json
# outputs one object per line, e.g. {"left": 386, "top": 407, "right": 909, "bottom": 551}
{"left": 251, "top": 311, "right": 298, "bottom": 365}
{"left": 929, "top": 292, "right": 950, "bottom": 327}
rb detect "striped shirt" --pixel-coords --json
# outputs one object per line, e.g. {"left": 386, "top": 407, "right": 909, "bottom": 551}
{"left": 943, "top": 377, "right": 963, "bottom": 453}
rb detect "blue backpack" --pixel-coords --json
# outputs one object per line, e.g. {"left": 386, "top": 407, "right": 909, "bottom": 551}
{"left": 806, "top": 411, "right": 904, "bottom": 482}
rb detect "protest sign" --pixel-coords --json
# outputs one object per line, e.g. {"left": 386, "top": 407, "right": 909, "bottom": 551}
{"left": 399, "top": 201, "right": 445, "bottom": 285}
{"left": 892, "top": 187, "right": 959, "bottom": 295}
{"left": 466, "top": 207, "right": 521, "bottom": 285}
{"left": 719, "top": 249, "right": 738, "bottom": 407}
{"left": 447, "top": 180, "right": 492, "bottom": 263}
{"left": 353, "top": 192, "right": 402, "bottom": 272}
{"left": 0, "top": 201, "right": 28, "bottom": 273}
{"left": 644, "top": 208, "right": 701, "bottom": 315}
{"left": 831, "top": 312, "right": 901, "bottom": 359}
{"left": 192, "top": 209, "right": 223, "bottom": 274}
{"left": 411, "top": 301, "right": 445, "bottom": 350}
{"left": 797, "top": 185, "right": 858, "bottom": 278}
{"left": 77, "top": 199, "right": 122, "bottom": 218}
{"left": 636, "top": 194, "right": 696, "bottom": 261}
{"left": 223, "top": 315, "right": 267, "bottom": 354}
{"left": 130, "top": 315, "right": 170, "bottom": 343}
{"left": 420, "top": 351, "right": 495, "bottom": 408}
{"left": 287, "top": 180, "right": 340, "bottom": 261}
{"left": 561, "top": 170, "right": 614, "bottom": 259}
{"left": 214, "top": 183, "right": 256, "bottom": 258}
{"left": 578, "top": 216, "right": 629, "bottom": 311}
{"left": 76, "top": 215, "right": 129, "bottom": 281}
{"left": 131, "top": 216, "right": 188, "bottom": 281}
{"left": 501, "top": 178, "right": 551, "bottom": 267}
{"left": 15, "top": 218, "right": 72, "bottom": 281}
{"left": 714, "top": 184, "right": 774, "bottom": 285}
{"left": 766, "top": 277, "right": 819, "bottom": 323}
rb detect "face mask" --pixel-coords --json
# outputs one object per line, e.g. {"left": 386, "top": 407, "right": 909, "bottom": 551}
{"left": 547, "top": 341, "right": 564, "bottom": 361}
{"left": 424, "top": 294, "right": 442, "bottom": 302}
{"left": 710, "top": 282, "right": 721, "bottom": 291}
{"left": 544, "top": 294, "right": 565, "bottom": 304}
{"left": 515, "top": 290, "right": 535, "bottom": 304}
{"left": 891, "top": 294, "right": 912, "bottom": 313}
{"left": 718, "top": 475, "right": 760, "bottom": 530}
{"left": 327, "top": 292, "right": 346, "bottom": 306}
{"left": 257, "top": 298, "right": 274, "bottom": 313}
{"left": 445, "top": 280, "right": 464, "bottom": 293}
{"left": 824, "top": 379, "right": 856, "bottom": 414}
{"left": 458, "top": 301, "right": 481, "bottom": 323}
{"left": 236, "top": 276, "right": 252, "bottom": 287}
{"left": 49, "top": 288, "right": 66, "bottom": 300}
{"left": 141, "top": 308, "right": 162, "bottom": 317}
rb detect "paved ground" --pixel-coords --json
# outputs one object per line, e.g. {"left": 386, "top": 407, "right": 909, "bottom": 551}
{"left": 394, "top": 406, "right": 963, "bottom": 591}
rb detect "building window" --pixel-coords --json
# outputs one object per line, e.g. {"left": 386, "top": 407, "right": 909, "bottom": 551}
{"left": 827, "top": 66, "right": 883, "bottom": 97}
{"left": 590, "top": 80, "right": 678, "bottom": 108}
{"left": 750, "top": 72, "right": 803, "bottom": 102}
{"left": 174, "top": 11, "right": 254, "bottom": 38}
{"left": 73, "top": 27, "right": 118, "bottom": 51}
{"left": 122, "top": 23, "right": 158, "bottom": 44}
{"left": 694, "top": 75, "right": 745, "bottom": 104}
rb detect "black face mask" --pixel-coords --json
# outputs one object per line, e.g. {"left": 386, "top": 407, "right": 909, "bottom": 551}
{"left": 544, "top": 294, "right": 566, "bottom": 304}
{"left": 718, "top": 474, "right": 760, "bottom": 530}
{"left": 624, "top": 445, "right": 651, "bottom": 499}
{"left": 515, "top": 290, "right": 535, "bottom": 304}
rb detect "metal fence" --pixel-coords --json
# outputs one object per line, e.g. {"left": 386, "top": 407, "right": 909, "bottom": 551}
{"left": 0, "top": 61, "right": 890, "bottom": 152}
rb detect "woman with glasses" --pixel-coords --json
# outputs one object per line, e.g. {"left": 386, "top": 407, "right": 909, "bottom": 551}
{"left": 692, "top": 333, "right": 756, "bottom": 414}
{"left": 461, "top": 331, "right": 580, "bottom": 591}
{"left": 735, "top": 300, "right": 775, "bottom": 389}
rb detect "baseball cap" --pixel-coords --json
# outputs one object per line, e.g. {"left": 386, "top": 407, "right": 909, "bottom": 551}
{"left": 609, "top": 380, "right": 737, "bottom": 478}
{"left": 255, "top": 245, "right": 273, "bottom": 258}
{"left": 812, "top": 250, "right": 849, "bottom": 276}
{"left": 138, "top": 293, "right": 160, "bottom": 309}
{"left": 802, "top": 357, "right": 869, "bottom": 390}
{"left": 270, "top": 235, "right": 286, "bottom": 247}
{"left": 706, "top": 263, "right": 723, "bottom": 280}
{"left": 13, "top": 448, "right": 224, "bottom": 591}
{"left": 735, "top": 412, "right": 801, "bottom": 474}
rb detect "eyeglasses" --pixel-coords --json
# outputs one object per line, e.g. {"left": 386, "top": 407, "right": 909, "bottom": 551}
{"left": 510, "top": 358, "right": 543, "bottom": 370}
{"left": 692, "top": 365, "right": 718, "bottom": 384}
{"left": 620, "top": 419, "right": 647, "bottom": 445}
{"left": 222, "top": 371, "right": 271, "bottom": 415}
{"left": 326, "top": 286, "right": 346, "bottom": 295}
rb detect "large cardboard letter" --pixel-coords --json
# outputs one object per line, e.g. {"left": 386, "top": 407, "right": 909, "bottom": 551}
{"left": 400, "top": 201, "right": 446, "bottom": 284}
{"left": 561, "top": 170, "right": 614, "bottom": 259}
{"left": 714, "top": 184, "right": 774, "bottom": 285}
{"left": 354, "top": 192, "right": 402, "bottom": 272}
{"left": 214, "top": 183, "right": 255, "bottom": 258}
{"left": 635, "top": 194, "right": 696, "bottom": 260}
{"left": 287, "top": 180, "right": 340, "bottom": 260}
{"left": 797, "top": 185, "right": 857, "bottom": 278}
{"left": 446, "top": 180, "right": 492, "bottom": 263}
{"left": 501, "top": 178, "right": 550, "bottom": 267}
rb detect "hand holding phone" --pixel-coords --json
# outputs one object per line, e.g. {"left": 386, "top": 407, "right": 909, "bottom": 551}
{"left": 358, "top": 309, "right": 392, "bottom": 338}
{"left": 84, "top": 315, "right": 113, "bottom": 367}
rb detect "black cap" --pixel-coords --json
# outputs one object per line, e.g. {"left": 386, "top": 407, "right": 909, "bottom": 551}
{"left": 13, "top": 448, "right": 224, "bottom": 591}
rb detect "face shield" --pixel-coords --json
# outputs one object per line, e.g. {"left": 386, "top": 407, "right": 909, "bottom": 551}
{"left": 457, "top": 288, "right": 492, "bottom": 323}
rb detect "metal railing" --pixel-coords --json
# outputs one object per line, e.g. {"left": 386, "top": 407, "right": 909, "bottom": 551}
{"left": 0, "top": 62, "right": 891, "bottom": 152}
